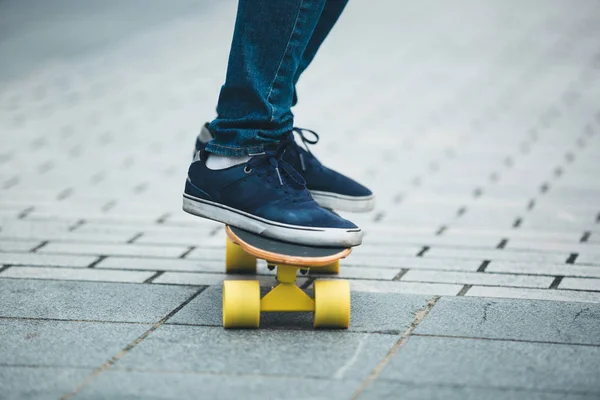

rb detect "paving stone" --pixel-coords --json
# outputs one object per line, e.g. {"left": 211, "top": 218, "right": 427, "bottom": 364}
{"left": 486, "top": 261, "right": 600, "bottom": 278}
{"left": 78, "top": 370, "right": 360, "bottom": 400}
{"left": 577, "top": 253, "right": 600, "bottom": 265}
{"left": 0, "top": 279, "right": 198, "bottom": 322}
{"left": 0, "top": 319, "right": 150, "bottom": 367}
{"left": 168, "top": 285, "right": 432, "bottom": 333}
{"left": 38, "top": 242, "right": 189, "bottom": 258}
{"left": 379, "top": 336, "right": 600, "bottom": 392}
{"left": 348, "top": 256, "right": 482, "bottom": 271}
{"left": 415, "top": 296, "right": 600, "bottom": 345}
{"left": 402, "top": 270, "right": 554, "bottom": 288}
{"left": 1, "top": 266, "right": 155, "bottom": 283}
{"left": 559, "top": 277, "right": 600, "bottom": 291}
{"left": 117, "top": 324, "right": 397, "bottom": 380}
{"left": 350, "top": 280, "right": 461, "bottom": 296}
{"left": 0, "top": 239, "right": 42, "bottom": 252}
{"left": 312, "top": 265, "right": 399, "bottom": 280}
{"left": 361, "top": 381, "right": 599, "bottom": 400}
{"left": 0, "top": 252, "right": 97, "bottom": 267}
{"left": 153, "top": 271, "right": 309, "bottom": 288}
{"left": 0, "top": 366, "right": 93, "bottom": 400}
{"left": 506, "top": 240, "right": 600, "bottom": 255}
{"left": 425, "top": 248, "right": 569, "bottom": 263}
{"left": 466, "top": 286, "right": 600, "bottom": 303}
{"left": 97, "top": 256, "right": 224, "bottom": 272}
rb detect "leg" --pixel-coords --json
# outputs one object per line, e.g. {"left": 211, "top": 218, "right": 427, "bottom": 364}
{"left": 207, "top": 0, "right": 328, "bottom": 156}
{"left": 293, "top": 0, "right": 349, "bottom": 106}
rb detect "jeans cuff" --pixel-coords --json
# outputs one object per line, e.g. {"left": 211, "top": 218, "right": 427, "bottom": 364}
{"left": 205, "top": 142, "right": 266, "bottom": 156}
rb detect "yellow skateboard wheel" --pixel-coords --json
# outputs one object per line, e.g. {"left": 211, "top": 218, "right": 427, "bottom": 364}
{"left": 313, "top": 280, "right": 350, "bottom": 329}
{"left": 222, "top": 280, "right": 260, "bottom": 328}
{"left": 226, "top": 237, "right": 257, "bottom": 274}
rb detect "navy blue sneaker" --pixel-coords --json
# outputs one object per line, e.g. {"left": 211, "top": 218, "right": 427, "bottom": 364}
{"left": 194, "top": 124, "right": 375, "bottom": 212}
{"left": 183, "top": 147, "right": 362, "bottom": 247}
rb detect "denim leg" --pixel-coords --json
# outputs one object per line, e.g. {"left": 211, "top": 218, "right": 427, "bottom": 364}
{"left": 292, "top": 0, "right": 349, "bottom": 107}
{"left": 207, "top": 0, "right": 327, "bottom": 156}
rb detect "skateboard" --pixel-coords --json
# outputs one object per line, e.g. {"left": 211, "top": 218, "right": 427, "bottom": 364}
{"left": 223, "top": 225, "right": 352, "bottom": 329}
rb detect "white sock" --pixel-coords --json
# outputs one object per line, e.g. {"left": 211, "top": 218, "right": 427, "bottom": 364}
{"left": 205, "top": 154, "right": 250, "bottom": 170}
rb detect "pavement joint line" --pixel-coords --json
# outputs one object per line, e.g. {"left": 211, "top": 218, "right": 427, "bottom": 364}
{"left": 372, "top": 211, "right": 385, "bottom": 223}
{"left": 179, "top": 246, "right": 196, "bottom": 259}
{"left": 549, "top": 276, "right": 564, "bottom": 289}
{"left": 392, "top": 269, "right": 408, "bottom": 281}
{"left": 126, "top": 232, "right": 144, "bottom": 244}
{"left": 17, "top": 206, "right": 34, "bottom": 219}
{"left": 56, "top": 187, "right": 74, "bottom": 200}
{"left": 566, "top": 253, "right": 578, "bottom": 264}
{"left": 412, "top": 333, "right": 600, "bottom": 348}
{"left": 87, "top": 255, "right": 107, "bottom": 268}
{"left": 30, "top": 240, "right": 49, "bottom": 253}
{"left": 477, "top": 260, "right": 491, "bottom": 272}
{"left": 512, "top": 217, "right": 523, "bottom": 228}
{"left": 59, "top": 286, "right": 207, "bottom": 400}
{"left": 156, "top": 213, "right": 170, "bottom": 224}
{"left": 434, "top": 225, "right": 446, "bottom": 236}
{"left": 368, "top": 379, "right": 600, "bottom": 397}
{"left": 457, "top": 284, "right": 472, "bottom": 296}
{"left": 100, "top": 200, "right": 117, "bottom": 213}
{"left": 299, "top": 277, "right": 315, "bottom": 290}
{"left": 143, "top": 271, "right": 164, "bottom": 284}
{"left": 67, "top": 219, "right": 86, "bottom": 231}
{"left": 416, "top": 246, "right": 430, "bottom": 257}
{"left": 579, "top": 231, "right": 591, "bottom": 242}
{"left": 209, "top": 226, "right": 221, "bottom": 237}
{"left": 0, "top": 315, "right": 152, "bottom": 325}
{"left": 351, "top": 295, "right": 440, "bottom": 399}
{"left": 9, "top": 274, "right": 600, "bottom": 294}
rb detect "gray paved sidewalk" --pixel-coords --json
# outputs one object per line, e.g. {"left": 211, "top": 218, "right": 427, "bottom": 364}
{"left": 1, "top": 0, "right": 600, "bottom": 399}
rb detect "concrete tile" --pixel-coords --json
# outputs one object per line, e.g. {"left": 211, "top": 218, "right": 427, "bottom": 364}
{"left": 78, "top": 370, "right": 360, "bottom": 400}
{"left": 168, "top": 285, "right": 432, "bottom": 333}
{"left": 466, "top": 286, "right": 600, "bottom": 303}
{"left": 361, "top": 381, "right": 599, "bottom": 400}
{"left": 560, "top": 277, "right": 600, "bottom": 291}
{"left": 38, "top": 242, "right": 188, "bottom": 258}
{"left": 0, "top": 366, "right": 92, "bottom": 400}
{"left": 350, "top": 280, "right": 461, "bottom": 296}
{"left": 415, "top": 296, "right": 600, "bottom": 345}
{"left": 347, "top": 256, "right": 482, "bottom": 271}
{"left": 0, "top": 319, "right": 150, "bottom": 367}
{"left": 0, "top": 239, "right": 42, "bottom": 252}
{"left": 425, "top": 248, "right": 569, "bottom": 263}
{"left": 0, "top": 279, "right": 198, "bottom": 322}
{"left": 97, "top": 256, "right": 224, "bottom": 273}
{"left": 380, "top": 336, "right": 600, "bottom": 392}
{"left": 402, "top": 270, "right": 554, "bottom": 288}
{"left": 312, "top": 265, "right": 399, "bottom": 280}
{"left": 1, "top": 266, "right": 154, "bottom": 283}
{"left": 577, "top": 253, "right": 600, "bottom": 265}
{"left": 117, "top": 325, "right": 397, "bottom": 380}
{"left": 486, "top": 261, "right": 600, "bottom": 278}
{"left": 0, "top": 252, "right": 97, "bottom": 267}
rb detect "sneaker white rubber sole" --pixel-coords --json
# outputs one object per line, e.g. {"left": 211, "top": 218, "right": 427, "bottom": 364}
{"left": 182, "top": 194, "right": 362, "bottom": 247}
{"left": 310, "top": 191, "right": 375, "bottom": 213}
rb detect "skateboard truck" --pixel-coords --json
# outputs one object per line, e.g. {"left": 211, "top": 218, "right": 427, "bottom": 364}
{"left": 223, "top": 226, "right": 351, "bottom": 329}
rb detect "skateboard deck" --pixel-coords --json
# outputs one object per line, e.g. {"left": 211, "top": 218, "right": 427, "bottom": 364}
{"left": 223, "top": 225, "right": 352, "bottom": 329}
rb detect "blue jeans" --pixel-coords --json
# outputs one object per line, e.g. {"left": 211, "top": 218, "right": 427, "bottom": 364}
{"left": 206, "top": 0, "right": 349, "bottom": 156}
